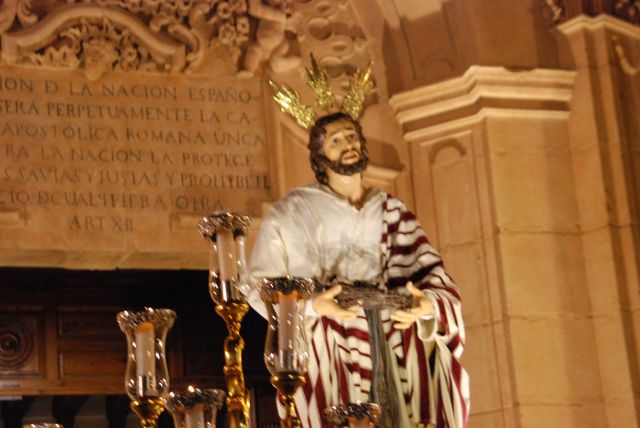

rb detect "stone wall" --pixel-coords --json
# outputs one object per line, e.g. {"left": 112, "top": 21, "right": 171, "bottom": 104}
{"left": 388, "top": 14, "right": 640, "bottom": 427}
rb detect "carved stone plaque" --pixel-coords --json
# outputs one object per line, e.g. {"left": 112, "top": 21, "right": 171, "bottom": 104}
{"left": 0, "top": 67, "right": 271, "bottom": 269}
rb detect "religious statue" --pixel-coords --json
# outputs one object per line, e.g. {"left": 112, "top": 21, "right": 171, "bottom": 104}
{"left": 247, "top": 56, "right": 469, "bottom": 427}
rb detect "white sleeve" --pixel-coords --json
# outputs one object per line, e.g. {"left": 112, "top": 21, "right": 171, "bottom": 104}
{"left": 247, "top": 195, "right": 321, "bottom": 321}
{"left": 246, "top": 208, "right": 289, "bottom": 319}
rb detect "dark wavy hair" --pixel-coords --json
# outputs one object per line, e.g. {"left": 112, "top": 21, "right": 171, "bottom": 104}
{"left": 308, "top": 112, "right": 369, "bottom": 185}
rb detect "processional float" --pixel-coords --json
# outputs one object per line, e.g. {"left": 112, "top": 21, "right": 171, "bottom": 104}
{"left": 116, "top": 212, "right": 381, "bottom": 428}
{"left": 198, "top": 212, "right": 383, "bottom": 428}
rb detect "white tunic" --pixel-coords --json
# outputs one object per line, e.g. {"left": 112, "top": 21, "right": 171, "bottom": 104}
{"left": 248, "top": 183, "right": 386, "bottom": 317}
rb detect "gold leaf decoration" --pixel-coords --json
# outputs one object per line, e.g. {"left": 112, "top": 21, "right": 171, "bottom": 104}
{"left": 306, "top": 54, "right": 337, "bottom": 113}
{"left": 341, "top": 61, "right": 374, "bottom": 120}
{"left": 268, "top": 80, "right": 317, "bottom": 130}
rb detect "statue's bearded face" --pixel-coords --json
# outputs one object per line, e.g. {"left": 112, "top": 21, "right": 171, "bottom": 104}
{"left": 308, "top": 116, "right": 369, "bottom": 184}
{"left": 321, "top": 120, "right": 366, "bottom": 174}
{"left": 308, "top": 113, "right": 369, "bottom": 184}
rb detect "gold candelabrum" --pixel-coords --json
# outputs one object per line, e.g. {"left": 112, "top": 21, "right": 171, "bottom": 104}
{"left": 257, "top": 277, "right": 315, "bottom": 428}
{"left": 117, "top": 308, "right": 176, "bottom": 428}
{"left": 324, "top": 402, "right": 382, "bottom": 428}
{"left": 165, "top": 386, "right": 226, "bottom": 428}
{"left": 199, "top": 212, "right": 252, "bottom": 428}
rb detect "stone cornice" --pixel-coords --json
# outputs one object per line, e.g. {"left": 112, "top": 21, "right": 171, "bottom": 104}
{"left": 389, "top": 66, "right": 576, "bottom": 136}
{"left": 558, "top": 13, "right": 640, "bottom": 39}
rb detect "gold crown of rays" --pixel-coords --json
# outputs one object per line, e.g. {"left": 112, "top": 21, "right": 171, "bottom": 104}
{"left": 268, "top": 55, "right": 374, "bottom": 130}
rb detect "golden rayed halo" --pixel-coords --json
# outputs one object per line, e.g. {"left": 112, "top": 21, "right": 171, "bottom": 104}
{"left": 268, "top": 81, "right": 316, "bottom": 130}
{"left": 268, "top": 55, "right": 374, "bottom": 130}
{"left": 306, "top": 54, "right": 337, "bottom": 112}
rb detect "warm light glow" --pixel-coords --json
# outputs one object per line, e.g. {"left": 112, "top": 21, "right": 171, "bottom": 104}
{"left": 135, "top": 322, "right": 155, "bottom": 382}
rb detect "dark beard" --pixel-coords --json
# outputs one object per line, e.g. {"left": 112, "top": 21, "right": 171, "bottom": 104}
{"left": 320, "top": 154, "right": 368, "bottom": 176}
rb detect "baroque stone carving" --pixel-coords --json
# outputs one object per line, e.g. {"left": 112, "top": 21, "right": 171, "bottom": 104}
{"left": 240, "top": 0, "right": 301, "bottom": 76}
{"left": 294, "top": 0, "right": 370, "bottom": 90}
{"left": 0, "top": 0, "right": 373, "bottom": 82}
{"left": 241, "top": 0, "right": 371, "bottom": 80}
{"left": 0, "top": 317, "right": 35, "bottom": 370}
{"left": 0, "top": 0, "right": 252, "bottom": 79}
{"left": 542, "top": 0, "right": 566, "bottom": 25}
{"left": 613, "top": 0, "right": 640, "bottom": 25}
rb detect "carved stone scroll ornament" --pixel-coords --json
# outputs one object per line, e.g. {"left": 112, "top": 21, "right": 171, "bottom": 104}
{"left": 0, "top": 0, "right": 376, "bottom": 83}
{"left": 0, "top": 0, "right": 252, "bottom": 79}
{"left": 0, "top": 0, "right": 39, "bottom": 33}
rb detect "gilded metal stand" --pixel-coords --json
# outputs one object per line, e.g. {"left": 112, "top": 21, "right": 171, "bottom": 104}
{"left": 216, "top": 301, "right": 251, "bottom": 428}
{"left": 130, "top": 397, "right": 165, "bottom": 428}
{"left": 270, "top": 372, "right": 306, "bottom": 428}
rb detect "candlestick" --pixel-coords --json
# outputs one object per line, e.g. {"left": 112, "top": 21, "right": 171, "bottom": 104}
{"left": 166, "top": 387, "right": 226, "bottom": 428}
{"left": 199, "top": 212, "right": 252, "bottom": 428}
{"left": 257, "top": 277, "right": 315, "bottom": 427}
{"left": 117, "top": 308, "right": 176, "bottom": 428}
{"left": 199, "top": 212, "right": 251, "bottom": 305}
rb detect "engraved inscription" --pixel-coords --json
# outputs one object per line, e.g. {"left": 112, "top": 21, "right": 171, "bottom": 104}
{"left": 0, "top": 68, "right": 271, "bottom": 253}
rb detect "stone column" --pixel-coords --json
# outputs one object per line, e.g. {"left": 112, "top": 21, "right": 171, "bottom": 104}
{"left": 390, "top": 65, "right": 623, "bottom": 427}
{"left": 555, "top": 14, "right": 640, "bottom": 428}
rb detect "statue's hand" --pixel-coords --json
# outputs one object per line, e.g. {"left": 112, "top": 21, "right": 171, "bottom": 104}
{"left": 312, "top": 285, "right": 359, "bottom": 321}
{"left": 390, "top": 282, "right": 435, "bottom": 329}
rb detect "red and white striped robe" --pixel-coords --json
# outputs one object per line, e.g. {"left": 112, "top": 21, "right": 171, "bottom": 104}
{"left": 297, "top": 195, "right": 469, "bottom": 427}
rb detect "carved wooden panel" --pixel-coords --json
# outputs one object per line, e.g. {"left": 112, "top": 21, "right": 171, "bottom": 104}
{"left": 59, "top": 349, "right": 125, "bottom": 378}
{"left": 0, "top": 312, "right": 43, "bottom": 377}
{"left": 0, "top": 268, "right": 271, "bottom": 396}
{"left": 58, "top": 308, "right": 123, "bottom": 340}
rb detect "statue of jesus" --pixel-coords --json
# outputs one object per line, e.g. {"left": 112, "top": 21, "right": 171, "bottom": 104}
{"left": 247, "top": 60, "right": 469, "bottom": 428}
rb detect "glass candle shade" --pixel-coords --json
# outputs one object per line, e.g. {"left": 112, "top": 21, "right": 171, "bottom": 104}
{"left": 198, "top": 212, "right": 251, "bottom": 305}
{"left": 117, "top": 308, "right": 176, "bottom": 399}
{"left": 257, "top": 277, "right": 315, "bottom": 376}
{"left": 166, "top": 387, "right": 226, "bottom": 428}
{"left": 324, "top": 402, "right": 382, "bottom": 428}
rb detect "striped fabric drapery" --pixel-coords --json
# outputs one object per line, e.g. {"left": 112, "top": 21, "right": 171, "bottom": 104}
{"left": 292, "top": 195, "right": 469, "bottom": 427}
